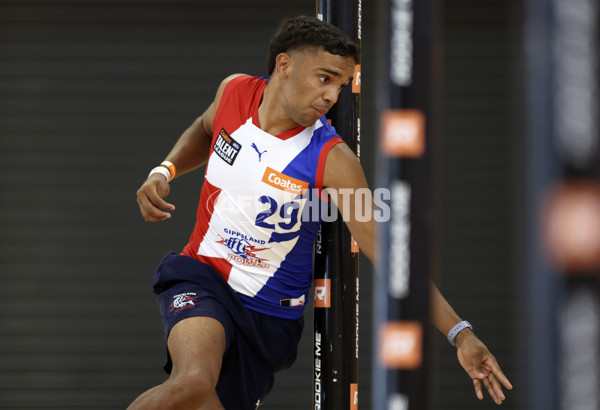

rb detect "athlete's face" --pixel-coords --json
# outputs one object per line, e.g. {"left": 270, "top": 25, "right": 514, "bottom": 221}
{"left": 280, "top": 48, "right": 355, "bottom": 127}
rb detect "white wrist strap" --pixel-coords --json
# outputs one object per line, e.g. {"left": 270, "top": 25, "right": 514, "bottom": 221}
{"left": 148, "top": 166, "right": 171, "bottom": 181}
{"left": 447, "top": 320, "right": 472, "bottom": 346}
{"left": 160, "top": 161, "right": 176, "bottom": 180}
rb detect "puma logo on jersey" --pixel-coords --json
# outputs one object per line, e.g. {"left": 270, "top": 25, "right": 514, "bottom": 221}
{"left": 251, "top": 143, "right": 267, "bottom": 161}
{"left": 261, "top": 166, "right": 309, "bottom": 194}
{"left": 214, "top": 128, "right": 241, "bottom": 165}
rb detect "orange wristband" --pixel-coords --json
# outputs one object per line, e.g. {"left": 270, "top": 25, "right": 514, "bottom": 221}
{"left": 160, "top": 161, "right": 176, "bottom": 182}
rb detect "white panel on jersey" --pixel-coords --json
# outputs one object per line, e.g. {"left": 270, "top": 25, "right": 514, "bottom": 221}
{"left": 197, "top": 118, "right": 320, "bottom": 296}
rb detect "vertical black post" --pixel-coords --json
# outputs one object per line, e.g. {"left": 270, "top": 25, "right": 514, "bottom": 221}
{"left": 520, "top": 1, "right": 562, "bottom": 408}
{"left": 313, "top": 1, "right": 362, "bottom": 409}
{"left": 372, "top": 0, "right": 436, "bottom": 408}
{"left": 522, "top": 0, "right": 600, "bottom": 409}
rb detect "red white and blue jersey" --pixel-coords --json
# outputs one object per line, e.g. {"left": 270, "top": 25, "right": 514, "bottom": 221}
{"left": 182, "top": 75, "right": 343, "bottom": 319}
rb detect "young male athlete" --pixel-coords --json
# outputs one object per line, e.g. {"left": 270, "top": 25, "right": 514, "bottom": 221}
{"left": 131, "top": 15, "right": 512, "bottom": 410}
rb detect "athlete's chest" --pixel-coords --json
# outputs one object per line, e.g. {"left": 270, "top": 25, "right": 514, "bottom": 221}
{"left": 207, "top": 119, "right": 315, "bottom": 191}
{"left": 205, "top": 119, "right": 319, "bottom": 246}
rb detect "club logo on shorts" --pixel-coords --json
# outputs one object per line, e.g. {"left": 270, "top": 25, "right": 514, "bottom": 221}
{"left": 213, "top": 128, "right": 241, "bottom": 165}
{"left": 169, "top": 292, "right": 198, "bottom": 314}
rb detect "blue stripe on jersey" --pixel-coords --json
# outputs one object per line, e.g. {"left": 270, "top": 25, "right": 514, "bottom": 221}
{"left": 250, "top": 123, "right": 338, "bottom": 317}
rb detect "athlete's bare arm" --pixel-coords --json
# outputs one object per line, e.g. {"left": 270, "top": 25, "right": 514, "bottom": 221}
{"left": 136, "top": 74, "right": 245, "bottom": 223}
{"left": 322, "top": 143, "right": 376, "bottom": 261}
{"left": 322, "top": 143, "right": 512, "bottom": 404}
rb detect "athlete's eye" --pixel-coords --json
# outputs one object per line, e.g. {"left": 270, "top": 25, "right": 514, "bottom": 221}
{"left": 319, "top": 75, "right": 329, "bottom": 83}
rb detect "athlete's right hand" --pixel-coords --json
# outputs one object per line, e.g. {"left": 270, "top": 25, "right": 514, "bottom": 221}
{"left": 136, "top": 174, "right": 176, "bottom": 222}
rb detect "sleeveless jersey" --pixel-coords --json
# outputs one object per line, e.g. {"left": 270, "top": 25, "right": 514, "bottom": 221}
{"left": 182, "top": 75, "right": 343, "bottom": 319}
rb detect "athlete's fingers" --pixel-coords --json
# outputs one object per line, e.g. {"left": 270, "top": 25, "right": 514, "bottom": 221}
{"left": 141, "top": 184, "right": 175, "bottom": 212}
{"left": 137, "top": 193, "right": 171, "bottom": 222}
{"left": 136, "top": 176, "right": 176, "bottom": 221}
{"left": 473, "top": 379, "right": 484, "bottom": 401}
{"left": 491, "top": 362, "right": 513, "bottom": 390}
{"left": 488, "top": 373, "right": 506, "bottom": 403}
{"left": 471, "top": 352, "right": 485, "bottom": 379}
{"left": 482, "top": 376, "right": 502, "bottom": 405}
{"left": 136, "top": 194, "right": 163, "bottom": 222}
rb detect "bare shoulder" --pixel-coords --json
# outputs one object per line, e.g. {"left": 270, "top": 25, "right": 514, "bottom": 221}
{"left": 326, "top": 142, "right": 358, "bottom": 164}
{"left": 323, "top": 142, "right": 368, "bottom": 190}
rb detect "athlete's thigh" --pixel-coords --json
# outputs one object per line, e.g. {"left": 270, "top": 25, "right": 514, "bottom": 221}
{"left": 199, "top": 391, "right": 226, "bottom": 410}
{"left": 168, "top": 316, "right": 226, "bottom": 384}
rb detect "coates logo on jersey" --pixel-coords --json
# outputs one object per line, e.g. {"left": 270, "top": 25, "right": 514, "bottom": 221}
{"left": 169, "top": 292, "right": 198, "bottom": 314}
{"left": 214, "top": 128, "right": 241, "bottom": 165}
{"left": 261, "top": 166, "right": 309, "bottom": 194}
{"left": 216, "top": 233, "right": 271, "bottom": 268}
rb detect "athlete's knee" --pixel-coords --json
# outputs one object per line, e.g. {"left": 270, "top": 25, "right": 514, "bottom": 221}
{"left": 169, "top": 369, "right": 217, "bottom": 401}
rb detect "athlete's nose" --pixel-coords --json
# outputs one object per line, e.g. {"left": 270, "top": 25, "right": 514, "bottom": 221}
{"left": 323, "top": 85, "right": 339, "bottom": 106}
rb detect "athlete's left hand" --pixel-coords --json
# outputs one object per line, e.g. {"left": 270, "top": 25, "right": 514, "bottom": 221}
{"left": 455, "top": 330, "right": 513, "bottom": 405}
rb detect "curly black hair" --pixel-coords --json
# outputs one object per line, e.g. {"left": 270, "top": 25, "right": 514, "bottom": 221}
{"left": 267, "top": 16, "right": 359, "bottom": 75}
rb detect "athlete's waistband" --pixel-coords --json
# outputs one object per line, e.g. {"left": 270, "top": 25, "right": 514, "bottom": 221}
{"left": 154, "top": 251, "right": 308, "bottom": 320}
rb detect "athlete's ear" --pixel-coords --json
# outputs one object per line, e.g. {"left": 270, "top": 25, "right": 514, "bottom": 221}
{"left": 275, "top": 52, "right": 292, "bottom": 80}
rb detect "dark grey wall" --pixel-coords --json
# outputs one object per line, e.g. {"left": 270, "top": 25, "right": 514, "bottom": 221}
{"left": 0, "top": 2, "right": 316, "bottom": 409}
{"left": 0, "top": 0, "right": 518, "bottom": 409}
{"left": 432, "top": 1, "right": 519, "bottom": 409}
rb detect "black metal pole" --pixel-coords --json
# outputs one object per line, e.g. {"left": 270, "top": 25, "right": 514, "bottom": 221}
{"left": 313, "top": 1, "right": 362, "bottom": 409}
{"left": 522, "top": 0, "right": 600, "bottom": 409}
{"left": 372, "top": 0, "right": 436, "bottom": 408}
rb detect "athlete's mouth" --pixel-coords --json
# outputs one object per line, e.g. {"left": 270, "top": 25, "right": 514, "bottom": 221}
{"left": 314, "top": 107, "right": 328, "bottom": 117}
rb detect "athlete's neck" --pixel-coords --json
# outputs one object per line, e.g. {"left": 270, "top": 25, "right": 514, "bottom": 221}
{"left": 257, "top": 82, "right": 300, "bottom": 136}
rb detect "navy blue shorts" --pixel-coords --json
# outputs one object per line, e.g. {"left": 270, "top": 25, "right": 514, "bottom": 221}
{"left": 152, "top": 252, "right": 304, "bottom": 409}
